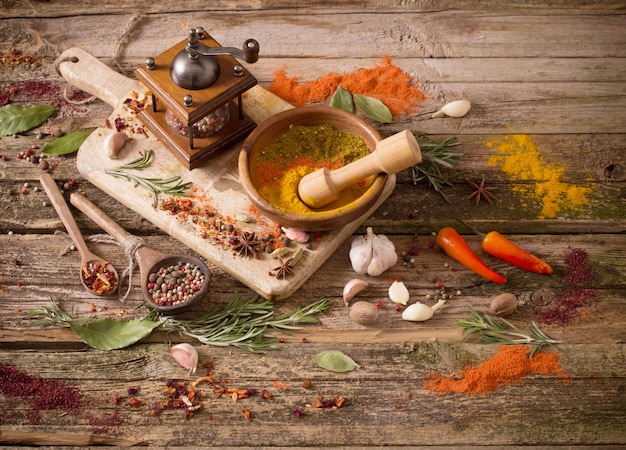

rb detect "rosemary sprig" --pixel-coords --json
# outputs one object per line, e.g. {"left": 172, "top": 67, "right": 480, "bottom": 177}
{"left": 105, "top": 149, "right": 192, "bottom": 207}
{"left": 27, "top": 298, "right": 76, "bottom": 326}
{"left": 456, "top": 306, "right": 561, "bottom": 357}
{"left": 148, "top": 295, "right": 332, "bottom": 353}
{"left": 411, "top": 134, "right": 464, "bottom": 203}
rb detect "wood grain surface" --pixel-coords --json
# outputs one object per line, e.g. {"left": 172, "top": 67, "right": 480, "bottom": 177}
{"left": 0, "top": 1, "right": 624, "bottom": 448}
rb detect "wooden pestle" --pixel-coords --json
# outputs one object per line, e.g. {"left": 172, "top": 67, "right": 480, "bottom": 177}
{"left": 298, "top": 129, "right": 422, "bottom": 208}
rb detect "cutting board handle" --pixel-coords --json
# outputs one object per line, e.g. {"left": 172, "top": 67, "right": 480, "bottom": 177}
{"left": 56, "top": 48, "right": 143, "bottom": 108}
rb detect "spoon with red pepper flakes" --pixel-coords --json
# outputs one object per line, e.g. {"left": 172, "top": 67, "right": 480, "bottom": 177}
{"left": 40, "top": 173, "right": 119, "bottom": 296}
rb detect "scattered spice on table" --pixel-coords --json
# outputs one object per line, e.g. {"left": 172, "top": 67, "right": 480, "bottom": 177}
{"left": 486, "top": 134, "right": 593, "bottom": 218}
{"left": 159, "top": 188, "right": 283, "bottom": 254}
{"left": 255, "top": 124, "right": 371, "bottom": 213}
{"left": 269, "top": 56, "right": 425, "bottom": 116}
{"left": 0, "top": 363, "right": 82, "bottom": 425}
{"left": 536, "top": 247, "right": 599, "bottom": 326}
{"left": 424, "top": 345, "right": 569, "bottom": 395}
{"left": 310, "top": 395, "right": 346, "bottom": 409}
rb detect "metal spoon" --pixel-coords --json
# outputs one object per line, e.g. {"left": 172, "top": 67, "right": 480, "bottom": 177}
{"left": 40, "top": 173, "right": 119, "bottom": 296}
{"left": 68, "top": 191, "right": 210, "bottom": 314}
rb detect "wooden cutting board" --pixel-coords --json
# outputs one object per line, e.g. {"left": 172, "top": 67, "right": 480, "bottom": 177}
{"left": 57, "top": 48, "right": 395, "bottom": 300}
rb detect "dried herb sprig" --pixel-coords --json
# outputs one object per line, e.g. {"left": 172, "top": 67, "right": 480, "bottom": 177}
{"left": 456, "top": 306, "right": 561, "bottom": 357}
{"left": 105, "top": 150, "right": 192, "bottom": 207}
{"left": 27, "top": 298, "right": 76, "bottom": 326}
{"left": 150, "top": 295, "right": 332, "bottom": 353}
{"left": 411, "top": 134, "right": 464, "bottom": 203}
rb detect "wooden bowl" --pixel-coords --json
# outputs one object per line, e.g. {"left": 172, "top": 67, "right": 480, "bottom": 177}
{"left": 238, "top": 106, "right": 387, "bottom": 231}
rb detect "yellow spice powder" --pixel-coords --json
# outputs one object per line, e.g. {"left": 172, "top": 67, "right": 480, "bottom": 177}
{"left": 486, "top": 134, "right": 592, "bottom": 219}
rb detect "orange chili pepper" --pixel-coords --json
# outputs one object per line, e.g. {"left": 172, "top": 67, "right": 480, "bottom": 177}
{"left": 436, "top": 227, "right": 507, "bottom": 284}
{"left": 482, "top": 231, "right": 553, "bottom": 275}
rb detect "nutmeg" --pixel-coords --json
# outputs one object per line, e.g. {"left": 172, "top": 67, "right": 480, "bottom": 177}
{"left": 489, "top": 293, "right": 518, "bottom": 317}
{"left": 349, "top": 301, "right": 379, "bottom": 325}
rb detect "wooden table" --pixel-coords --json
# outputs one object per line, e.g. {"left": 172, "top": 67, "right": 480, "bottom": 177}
{"left": 1, "top": 2, "right": 625, "bottom": 447}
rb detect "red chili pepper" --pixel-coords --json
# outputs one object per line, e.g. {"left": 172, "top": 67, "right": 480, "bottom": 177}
{"left": 436, "top": 227, "right": 507, "bottom": 284}
{"left": 481, "top": 231, "right": 553, "bottom": 275}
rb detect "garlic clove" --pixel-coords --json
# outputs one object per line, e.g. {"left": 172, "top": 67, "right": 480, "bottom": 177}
{"left": 401, "top": 302, "right": 434, "bottom": 321}
{"left": 389, "top": 280, "right": 410, "bottom": 305}
{"left": 342, "top": 278, "right": 368, "bottom": 306}
{"left": 170, "top": 343, "right": 198, "bottom": 374}
{"left": 401, "top": 299, "right": 446, "bottom": 322}
{"left": 281, "top": 226, "right": 309, "bottom": 243}
{"left": 104, "top": 131, "right": 127, "bottom": 159}
{"left": 432, "top": 99, "right": 471, "bottom": 118}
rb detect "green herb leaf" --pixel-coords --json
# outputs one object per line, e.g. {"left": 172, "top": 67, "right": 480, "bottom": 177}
{"left": 69, "top": 317, "right": 161, "bottom": 350}
{"left": 0, "top": 104, "right": 55, "bottom": 136}
{"left": 353, "top": 94, "right": 392, "bottom": 123}
{"left": 42, "top": 130, "right": 93, "bottom": 155}
{"left": 312, "top": 349, "right": 360, "bottom": 372}
{"left": 329, "top": 85, "right": 354, "bottom": 113}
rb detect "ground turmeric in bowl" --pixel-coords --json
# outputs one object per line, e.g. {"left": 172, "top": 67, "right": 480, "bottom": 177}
{"left": 253, "top": 124, "right": 372, "bottom": 213}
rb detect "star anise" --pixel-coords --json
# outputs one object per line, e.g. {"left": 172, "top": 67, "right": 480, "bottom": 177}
{"left": 467, "top": 176, "right": 498, "bottom": 206}
{"left": 231, "top": 232, "right": 261, "bottom": 258}
{"left": 272, "top": 257, "right": 295, "bottom": 280}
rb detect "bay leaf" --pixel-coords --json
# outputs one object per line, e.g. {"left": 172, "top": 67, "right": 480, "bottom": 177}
{"left": 43, "top": 129, "right": 93, "bottom": 155}
{"left": 353, "top": 94, "right": 393, "bottom": 123}
{"left": 329, "top": 85, "right": 354, "bottom": 113}
{"left": 311, "top": 349, "right": 360, "bottom": 372}
{"left": 0, "top": 104, "right": 55, "bottom": 136}
{"left": 69, "top": 317, "right": 161, "bottom": 350}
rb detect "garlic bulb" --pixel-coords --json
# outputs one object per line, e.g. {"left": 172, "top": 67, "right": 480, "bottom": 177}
{"left": 170, "top": 343, "right": 198, "bottom": 374}
{"left": 349, "top": 227, "right": 398, "bottom": 277}
{"left": 432, "top": 99, "right": 471, "bottom": 118}
{"left": 388, "top": 280, "right": 410, "bottom": 305}
{"left": 401, "top": 299, "right": 446, "bottom": 322}
{"left": 343, "top": 278, "right": 368, "bottom": 306}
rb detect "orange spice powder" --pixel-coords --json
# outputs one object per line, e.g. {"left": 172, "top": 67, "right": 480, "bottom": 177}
{"left": 268, "top": 56, "right": 425, "bottom": 116}
{"left": 424, "top": 345, "right": 570, "bottom": 395}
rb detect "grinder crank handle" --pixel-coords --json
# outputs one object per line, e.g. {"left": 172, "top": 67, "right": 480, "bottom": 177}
{"left": 55, "top": 47, "right": 145, "bottom": 108}
{"left": 298, "top": 129, "right": 421, "bottom": 209}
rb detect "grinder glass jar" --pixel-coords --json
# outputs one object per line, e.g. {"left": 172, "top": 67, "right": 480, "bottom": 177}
{"left": 166, "top": 104, "right": 230, "bottom": 138}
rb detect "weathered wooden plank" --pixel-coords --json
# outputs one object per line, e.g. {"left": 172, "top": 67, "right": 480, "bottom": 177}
{"left": 3, "top": 10, "right": 626, "bottom": 61}
{"left": 0, "top": 343, "right": 624, "bottom": 446}
{"left": 3, "top": 0, "right": 626, "bottom": 18}
{"left": 2, "top": 233, "right": 624, "bottom": 347}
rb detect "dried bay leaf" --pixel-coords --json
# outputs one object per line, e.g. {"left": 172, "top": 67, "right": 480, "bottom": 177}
{"left": 329, "top": 84, "right": 354, "bottom": 113}
{"left": 312, "top": 349, "right": 360, "bottom": 372}
{"left": 0, "top": 104, "right": 55, "bottom": 136}
{"left": 353, "top": 94, "right": 392, "bottom": 123}
{"left": 69, "top": 317, "right": 161, "bottom": 350}
{"left": 43, "top": 129, "right": 93, "bottom": 155}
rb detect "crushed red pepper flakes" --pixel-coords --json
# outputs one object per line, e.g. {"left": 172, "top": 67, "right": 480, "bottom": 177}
{"left": 310, "top": 395, "right": 346, "bottom": 409}
{"left": 273, "top": 380, "right": 291, "bottom": 390}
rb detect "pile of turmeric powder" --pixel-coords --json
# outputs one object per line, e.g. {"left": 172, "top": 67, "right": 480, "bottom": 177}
{"left": 487, "top": 134, "right": 593, "bottom": 218}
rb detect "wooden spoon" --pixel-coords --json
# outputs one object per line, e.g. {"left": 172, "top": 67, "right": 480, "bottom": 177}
{"left": 298, "top": 129, "right": 422, "bottom": 208}
{"left": 40, "top": 173, "right": 119, "bottom": 296}
{"left": 69, "top": 192, "right": 210, "bottom": 313}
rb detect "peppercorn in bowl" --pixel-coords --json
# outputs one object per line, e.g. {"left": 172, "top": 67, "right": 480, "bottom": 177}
{"left": 238, "top": 106, "right": 388, "bottom": 231}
